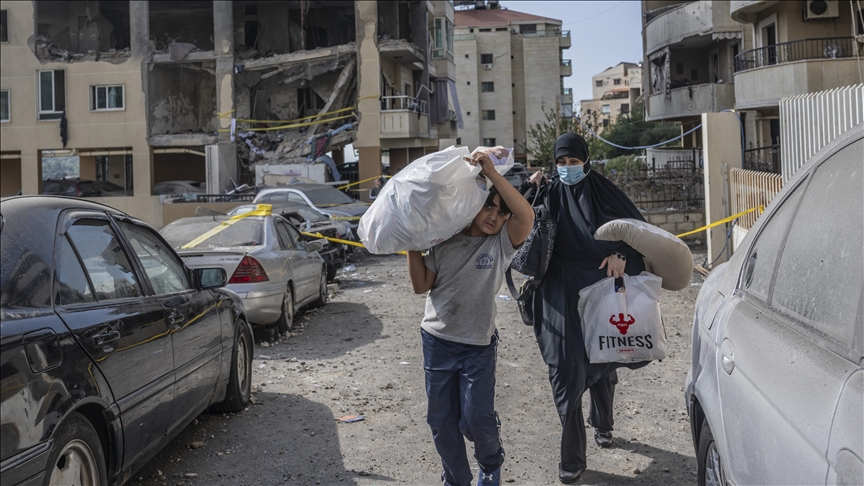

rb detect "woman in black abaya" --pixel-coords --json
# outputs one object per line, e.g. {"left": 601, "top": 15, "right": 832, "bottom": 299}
{"left": 528, "top": 133, "right": 649, "bottom": 483}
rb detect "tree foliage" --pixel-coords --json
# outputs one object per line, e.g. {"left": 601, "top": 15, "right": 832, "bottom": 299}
{"left": 525, "top": 105, "right": 602, "bottom": 171}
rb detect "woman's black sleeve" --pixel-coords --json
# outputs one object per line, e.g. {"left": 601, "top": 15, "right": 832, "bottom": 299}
{"left": 518, "top": 179, "right": 533, "bottom": 195}
{"left": 615, "top": 242, "right": 643, "bottom": 259}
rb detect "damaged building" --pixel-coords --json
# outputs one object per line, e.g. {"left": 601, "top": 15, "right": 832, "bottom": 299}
{"left": 0, "top": 0, "right": 459, "bottom": 227}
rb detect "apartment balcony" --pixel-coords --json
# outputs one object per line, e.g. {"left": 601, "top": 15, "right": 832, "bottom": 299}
{"left": 646, "top": 82, "right": 735, "bottom": 121}
{"left": 378, "top": 39, "right": 425, "bottom": 64}
{"left": 560, "top": 30, "right": 571, "bottom": 49}
{"left": 431, "top": 49, "right": 456, "bottom": 81}
{"left": 380, "top": 96, "right": 430, "bottom": 139}
{"left": 560, "top": 59, "right": 572, "bottom": 77}
{"left": 561, "top": 88, "right": 573, "bottom": 105}
{"left": 645, "top": 1, "right": 741, "bottom": 56}
{"left": 730, "top": 0, "right": 779, "bottom": 23}
{"left": 733, "top": 37, "right": 861, "bottom": 109}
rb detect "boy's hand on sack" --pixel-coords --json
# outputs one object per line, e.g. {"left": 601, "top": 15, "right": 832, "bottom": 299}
{"left": 465, "top": 152, "right": 496, "bottom": 177}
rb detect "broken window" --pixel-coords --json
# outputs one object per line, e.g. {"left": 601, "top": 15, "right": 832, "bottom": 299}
{"left": 35, "top": 1, "right": 131, "bottom": 58}
{"left": 147, "top": 63, "right": 217, "bottom": 135}
{"left": 38, "top": 70, "right": 66, "bottom": 121}
{"left": 149, "top": 1, "right": 214, "bottom": 51}
{"left": 0, "top": 90, "right": 9, "bottom": 122}
{"left": 378, "top": 1, "right": 412, "bottom": 42}
{"left": 90, "top": 85, "right": 125, "bottom": 111}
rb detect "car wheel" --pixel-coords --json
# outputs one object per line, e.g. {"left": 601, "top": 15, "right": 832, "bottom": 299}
{"left": 44, "top": 413, "right": 107, "bottom": 486}
{"left": 697, "top": 419, "right": 725, "bottom": 486}
{"left": 310, "top": 268, "right": 328, "bottom": 308}
{"left": 210, "top": 319, "right": 252, "bottom": 413}
{"left": 275, "top": 286, "right": 295, "bottom": 333}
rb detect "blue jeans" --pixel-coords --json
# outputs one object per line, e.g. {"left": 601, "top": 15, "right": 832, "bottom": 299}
{"left": 422, "top": 329, "right": 504, "bottom": 486}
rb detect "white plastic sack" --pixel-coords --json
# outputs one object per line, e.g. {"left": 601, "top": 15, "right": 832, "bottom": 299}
{"left": 578, "top": 272, "right": 667, "bottom": 364}
{"left": 358, "top": 146, "right": 513, "bottom": 253}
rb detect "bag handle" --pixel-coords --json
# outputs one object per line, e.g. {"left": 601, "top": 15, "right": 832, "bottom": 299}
{"left": 505, "top": 212, "right": 550, "bottom": 301}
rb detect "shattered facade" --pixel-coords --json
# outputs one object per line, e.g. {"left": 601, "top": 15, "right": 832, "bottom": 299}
{"left": 0, "top": 1, "right": 459, "bottom": 226}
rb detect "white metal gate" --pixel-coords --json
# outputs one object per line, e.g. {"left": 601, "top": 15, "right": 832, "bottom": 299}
{"left": 779, "top": 84, "right": 864, "bottom": 182}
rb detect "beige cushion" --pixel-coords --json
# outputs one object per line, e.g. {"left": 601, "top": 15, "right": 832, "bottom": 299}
{"left": 595, "top": 218, "right": 693, "bottom": 291}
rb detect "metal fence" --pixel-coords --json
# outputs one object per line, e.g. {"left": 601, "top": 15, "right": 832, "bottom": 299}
{"left": 603, "top": 166, "right": 704, "bottom": 210}
{"left": 780, "top": 84, "right": 864, "bottom": 182}
{"left": 734, "top": 37, "right": 856, "bottom": 72}
{"left": 743, "top": 144, "right": 781, "bottom": 173}
{"left": 729, "top": 168, "right": 784, "bottom": 230}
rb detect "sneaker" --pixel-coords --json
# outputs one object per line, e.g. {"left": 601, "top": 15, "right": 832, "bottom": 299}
{"left": 558, "top": 463, "right": 584, "bottom": 484}
{"left": 594, "top": 429, "right": 613, "bottom": 448}
{"left": 477, "top": 468, "right": 500, "bottom": 486}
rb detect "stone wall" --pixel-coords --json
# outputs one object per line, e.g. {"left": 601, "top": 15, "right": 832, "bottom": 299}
{"left": 641, "top": 208, "right": 705, "bottom": 242}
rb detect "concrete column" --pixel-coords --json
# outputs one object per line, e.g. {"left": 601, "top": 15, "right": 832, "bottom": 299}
{"left": 357, "top": 146, "right": 381, "bottom": 203}
{"left": 130, "top": 1, "right": 154, "bottom": 197}
{"left": 701, "top": 112, "right": 743, "bottom": 267}
{"left": 214, "top": 0, "right": 237, "bottom": 193}
{"left": 22, "top": 151, "right": 41, "bottom": 195}
{"left": 355, "top": 1, "right": 382, "bottom": 202}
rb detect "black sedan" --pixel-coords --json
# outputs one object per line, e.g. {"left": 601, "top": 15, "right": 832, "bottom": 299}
{"left": 0, "top": 196, "right": 253, "bottom": 486}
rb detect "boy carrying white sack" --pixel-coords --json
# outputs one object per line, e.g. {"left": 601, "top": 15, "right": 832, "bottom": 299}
{"left": 407, "top": 148, "right": 534, "bottom": 486}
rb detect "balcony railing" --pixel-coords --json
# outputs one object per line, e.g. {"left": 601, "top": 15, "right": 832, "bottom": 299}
{"left": 381, "top": 96, "right": 428, "bottom": 113}
{"left": 560, "top": 59, "right": 571, "bottom": 66}
{"left": 432, "top": 48, "right": 455, "bottom": 62}
{"left": 735, "top": 37, "right": 856, "bottom": 72}
{"left": 562, "top": 88, "right": 572, "bottom": 95}
{"left": 453, "top": 34, "right": 475, "bottom": 41}
{"left": 521, "top": 29, "right": 567, "bottom": 38}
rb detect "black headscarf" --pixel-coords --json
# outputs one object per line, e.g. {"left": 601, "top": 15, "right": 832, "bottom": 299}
{"left": 554, "top": 133, "right": 591, "bottom": 172}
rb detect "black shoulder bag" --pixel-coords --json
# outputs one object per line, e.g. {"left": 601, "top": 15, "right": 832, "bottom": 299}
{"left": 506, "top": 187, "right": 557, "bottom": 326}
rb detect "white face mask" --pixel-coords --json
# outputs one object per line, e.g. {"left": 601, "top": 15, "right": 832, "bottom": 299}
{"left": 557, "top": 164, "right": 586, "bottom": 185}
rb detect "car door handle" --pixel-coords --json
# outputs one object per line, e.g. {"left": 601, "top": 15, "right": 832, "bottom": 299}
{"left": 92, "top": 330, "right": 121, "bottom": 346}
{"left": 168, "top": 312, "right": 186, "bottom": 328}
{"left": 720, "top": 339, "right": 735, "bottom": 375}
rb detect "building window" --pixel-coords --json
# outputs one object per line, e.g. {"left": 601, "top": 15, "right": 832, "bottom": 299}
{"left": 0, "top": 9, "right": 8, "bottom": 43}
{"left": 601, "top": 104, "right": 610, "bottom": 115}
{"left": 466, "top": 111, "right": 471, "bottom": 116}
{"left": 469, "top": 28, "right": 474, "bottom": 33}
{"left": 602, "top": 119, "right": 609, "bottom": 127}
{"left": 479, "top": 28, "right": 491, "bottom": 32}
{"left": 613, "top": 78, "right": 621, "bottom": 85}
{"left": 621, "top": 103, "right": 630, "bottom": 114}
{"left": 90, "top": 85, "right": 125, "bottom": 111}
{"left": 483, "top": 138, "right": 496, "bottom": 146}
{"left": 0, "top": 89, "right": 9, "bottom": 122}
{"left": 519, "top": 24, "right": 537, "bottom": 34}
{"left": 495, "top": 27, "right": 507, "bottom": 31}
{"left": 585, "top": 108, "right": 592, "bottom": 114}
{"left": 433, "top": 17, "right": 454, "bottom": 59}
{"left": 595, "top": 80, "right": 603, "bottom": 87}
{"left": 38, "top": 70, "right": 66, "bottom": 121}
{"left": 480, "top": 53, "right": 493, "bottom": 64}
{"left": 481, "top": 82, "right": 494, "bottom": 92}
{"left": 482, "top": 110, "right": 496, "bottom": 120}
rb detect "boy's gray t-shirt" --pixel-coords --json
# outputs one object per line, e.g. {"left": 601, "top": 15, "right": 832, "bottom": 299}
{"left": 422, "top": 222, "right": 518, "bottom": 346}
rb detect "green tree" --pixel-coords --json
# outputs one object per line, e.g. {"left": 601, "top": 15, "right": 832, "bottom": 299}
{"left": 526, "top": 105, "right": 603, "bottom": 171}
{"left": 591, "top": 100, "right": 681, "bottom": 159}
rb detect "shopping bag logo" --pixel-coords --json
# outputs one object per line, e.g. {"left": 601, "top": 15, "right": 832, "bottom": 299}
{"left": 609, "top": 313, "right": 636, "bottom": 335}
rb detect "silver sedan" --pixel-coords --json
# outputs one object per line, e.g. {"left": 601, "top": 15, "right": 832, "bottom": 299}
{"left": 685, "top": 125, "right": 862, "bottom": 486}
{"left": 160, "top": 213, "right": 328, "bottom": 332}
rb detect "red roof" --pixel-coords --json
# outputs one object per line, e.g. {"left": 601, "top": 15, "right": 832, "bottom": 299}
{"left": 455, "top": 8, "right": 561, "bottom": 27}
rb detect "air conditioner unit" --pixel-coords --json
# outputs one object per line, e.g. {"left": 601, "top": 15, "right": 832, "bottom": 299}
{"left": 804, "top": 0, "right": 839, "bottom": 20}
{"left": 482, "top": 63, "right": 493, "bottom": 70}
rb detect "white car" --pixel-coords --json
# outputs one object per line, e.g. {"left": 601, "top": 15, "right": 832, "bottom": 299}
{"left": 685, "top": 125, "right": 862, "bottom": 486}
{"left": 253, "top": 184, "right": 369, "bottom": 229}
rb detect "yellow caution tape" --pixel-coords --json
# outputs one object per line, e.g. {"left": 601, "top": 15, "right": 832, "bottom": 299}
{"left": 676, "top": 206, "right": 764, "bottom": 238}
{"left": 357, "top": 94, "right": 381, "bottom": 102}
{"left": 181, "top": 204, "right": 273, "bottom": 249}
{"left": 302, "top": 231, "right": 407, "bottom": 256}
{"left": 336, "top": 175, "right": 391, "bottom": 191}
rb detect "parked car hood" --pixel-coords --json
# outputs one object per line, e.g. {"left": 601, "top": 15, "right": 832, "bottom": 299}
{"left": 323, "top": 203, "right": 369, "bottom": 217}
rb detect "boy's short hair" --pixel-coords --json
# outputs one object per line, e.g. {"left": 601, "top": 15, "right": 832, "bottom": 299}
{"left": 485, "top": 186, "right": 511, "bottom": 215}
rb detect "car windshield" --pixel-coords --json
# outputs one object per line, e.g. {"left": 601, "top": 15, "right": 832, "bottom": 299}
{"left": 160, "top": 219, "right": 265, "bottom": 249}
{"left": 303, "top": 187, "right": 355, "bottom": 205}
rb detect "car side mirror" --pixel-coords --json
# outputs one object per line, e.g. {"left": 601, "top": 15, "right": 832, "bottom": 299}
{"left": 306, "top": 240, "right": 324, "bottom": 252}
{"left": 196, "top": 267, "right": 227, "bottom": 289}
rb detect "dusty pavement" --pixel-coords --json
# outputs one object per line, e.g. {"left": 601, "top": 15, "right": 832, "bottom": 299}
{"left": 136, "top": 247, "right": 707, "bottom": 486}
